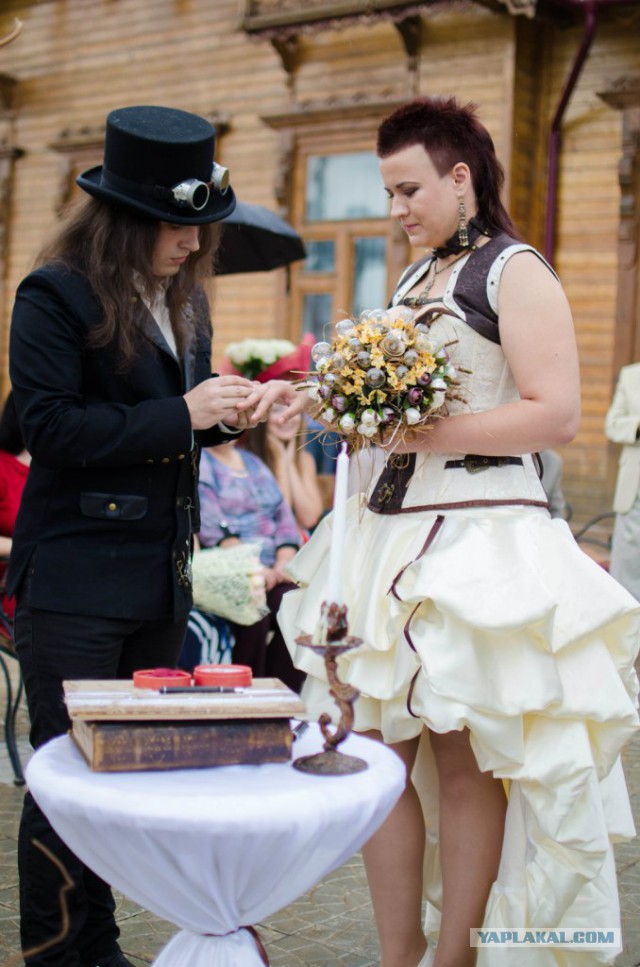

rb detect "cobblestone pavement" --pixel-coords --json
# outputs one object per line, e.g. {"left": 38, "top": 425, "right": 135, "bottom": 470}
{"left": 1, "top": 669, "right": 639, "bottom": 966}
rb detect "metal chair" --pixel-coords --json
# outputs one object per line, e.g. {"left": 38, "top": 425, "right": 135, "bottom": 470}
{"left": 572, "top": 512, "right": 615, "bottom": 571}
{"left": 0, "top": 574, "right": 25, "bottom": 785}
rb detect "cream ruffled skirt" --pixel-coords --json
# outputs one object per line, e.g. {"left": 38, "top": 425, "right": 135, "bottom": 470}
{"left": 278, "top": 496, "right": 640, "bottom": 965}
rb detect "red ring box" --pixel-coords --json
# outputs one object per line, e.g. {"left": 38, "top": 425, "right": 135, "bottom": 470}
{"left": 133, "top": 668, "right": 192, "bottom": 690}
{"left": 193, "top": 664, "right": 253, "bottom": 687}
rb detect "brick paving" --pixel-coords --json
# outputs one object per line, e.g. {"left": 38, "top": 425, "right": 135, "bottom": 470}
{"left": 1, "top": 662, "right": 639, "bottom": 966}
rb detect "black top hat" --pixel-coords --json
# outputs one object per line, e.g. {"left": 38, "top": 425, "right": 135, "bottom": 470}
{"left": 77, "top": 105, "right": 236, "bottom": 225}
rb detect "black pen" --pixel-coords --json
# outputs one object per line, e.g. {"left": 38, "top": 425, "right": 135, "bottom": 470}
{"left": 158, "top": 686, "right": 240, "bottom": 694}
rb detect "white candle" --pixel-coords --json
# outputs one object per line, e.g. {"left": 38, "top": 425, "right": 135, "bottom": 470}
{"left": 327, "top": 441, "right": 349, "bottom": 605}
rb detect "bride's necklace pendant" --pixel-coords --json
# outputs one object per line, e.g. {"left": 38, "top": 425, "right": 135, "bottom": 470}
{"left": 402, "top": 276, "right": 435, "bottom": 309}
{"left": 402, "top": 242, "right": 478, "bottom": 310}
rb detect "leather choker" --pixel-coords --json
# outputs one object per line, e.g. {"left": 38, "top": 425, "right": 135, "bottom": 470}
{"left": 432, "top": 216, "right": 489, "bottom": 258}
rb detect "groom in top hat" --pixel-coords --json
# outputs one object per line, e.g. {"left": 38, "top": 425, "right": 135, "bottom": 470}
{"left": 9, "top": 105, "right": 258, "bottom": 967}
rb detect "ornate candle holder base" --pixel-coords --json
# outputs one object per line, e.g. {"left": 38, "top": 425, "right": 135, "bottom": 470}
{"left": 293, "top": 602, "right": 368, "bottom": 776}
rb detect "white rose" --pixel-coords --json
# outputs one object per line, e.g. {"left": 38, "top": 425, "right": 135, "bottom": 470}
{"left": 274, "top": 339, "right": 293, "bottom": 350}
{"left": 404, "top": 407, "right": 422, "bottom": 425}
{"left": 226, "top": 341, "right": 247, "bottom": 365}
{"left": 322, "top": 407, "right": 336, "bottom": 424}
{"left": 339, "top": 413, "right": 356, "bottom": 432}
{"left": 431, "top": 378, "right": 448, "bottom": 392}
{"left": 361, "top": 408, "right": 380, "bottom": 426}
{"left": 307, "top": 384, "right": 321, "bottom": 403}
{"left": 357, "top": 423, "right": 378, "bottom": 438}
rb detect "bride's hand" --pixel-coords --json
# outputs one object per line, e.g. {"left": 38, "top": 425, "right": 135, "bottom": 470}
{"left": 238, "top": 380, "right": 309, "bottom": 424}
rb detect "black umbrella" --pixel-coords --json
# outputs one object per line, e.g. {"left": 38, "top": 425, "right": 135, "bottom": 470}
{"left": 216, "top": 200, "right": 307, "bottom": 275}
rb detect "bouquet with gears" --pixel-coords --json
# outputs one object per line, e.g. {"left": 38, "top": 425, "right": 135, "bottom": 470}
{"left": 306, "top": 306, "right": 463, "bottom": 448}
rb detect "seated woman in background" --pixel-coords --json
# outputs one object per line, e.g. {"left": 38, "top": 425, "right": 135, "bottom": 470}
{"left": 222, "top": 335, "right": 325, "bottom": 534}
{"left": 241, "top": 405, "right": 323, "bottom": 536}
{"left": 186, "top": 439, "right": 305, "bottom": 692}
{"left": 0, "top": 391, "right": 30, "bottom": 622}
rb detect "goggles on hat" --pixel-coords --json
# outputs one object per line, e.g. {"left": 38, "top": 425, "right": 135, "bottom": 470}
{"left": 159, "top": 162, "right": 230, "bottom": 212}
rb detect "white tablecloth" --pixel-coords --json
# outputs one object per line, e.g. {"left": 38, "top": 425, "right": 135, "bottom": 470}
{"left": 26, "top": 725, "right": 405, "bottom": 966}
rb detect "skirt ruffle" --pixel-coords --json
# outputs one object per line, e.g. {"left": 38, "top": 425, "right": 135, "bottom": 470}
{"left": 278, "top": 498, "right": 640, "bottom": 964}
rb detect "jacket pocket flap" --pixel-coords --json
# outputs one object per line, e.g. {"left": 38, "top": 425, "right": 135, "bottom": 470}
{"left": 80, "top": 492, "right": 148, "bottom": 521}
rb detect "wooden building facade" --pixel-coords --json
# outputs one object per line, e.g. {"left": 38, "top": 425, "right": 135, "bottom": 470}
{"left": 1, "top": 0, "right": 639, "bottom": 525}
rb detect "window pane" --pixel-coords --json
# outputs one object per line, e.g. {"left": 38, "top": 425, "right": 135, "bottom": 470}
{"left": 304, "top": 240, "right": 335, "bottom": 274}
{"left": 302, "top": 294, "right": 333, "bottom": 343}
{"left": 306, "top": 153, "right": 387, "bottom": 222}
{"left": 353, "top": 237, "right": 387, "bottom": 315}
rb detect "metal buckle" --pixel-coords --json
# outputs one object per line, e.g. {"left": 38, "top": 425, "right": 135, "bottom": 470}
{"left": 463, "top": 455, "right": 490, "bottom": 474}
{"left": 375, "top": 483, "right": 396, "bottom": 505}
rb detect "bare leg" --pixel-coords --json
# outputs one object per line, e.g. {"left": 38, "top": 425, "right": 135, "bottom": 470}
{"left": 359, "top": 729, "right": 427, "bottom": 967}
{"left": 430, "top": 728, "right": 507, "bottom": 967}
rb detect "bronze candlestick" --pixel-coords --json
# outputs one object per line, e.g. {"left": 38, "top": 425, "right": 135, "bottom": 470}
{"left": 293, "top": 601, "right": 368, "bottom": 775}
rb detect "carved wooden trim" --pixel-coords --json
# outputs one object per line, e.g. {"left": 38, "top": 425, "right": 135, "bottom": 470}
{"left": 48, "top": 125, "right": 105, "bottom": 216}
{"left": 270, "top": 35, "right": 299, "bottom": 75}
{"left": 272, "top": 130, "right": 295, "bottom": 214}
{"left": 598, "top": 74, "right": 640, "bottom": 114}
{"left": 0, "top": 18, "right": 22, "bottom": 49}
{"left": 256, "top": 6, "right": 428, "bottom": 76}
{"left": 262, "top": 92, "right": 407, "bottom": 130}
{"left": 394, "top": 14, "right": 421, "bottom": 65}
{"left": 597, "top": 77, "right": 640, "bottom": 383}
{"left": 241, "top": 0, "right": 433, "bottom": 34}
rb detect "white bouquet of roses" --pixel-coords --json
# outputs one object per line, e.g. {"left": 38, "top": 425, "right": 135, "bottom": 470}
{"left": 191, "top": 543, "right": 268, "bottom": 626}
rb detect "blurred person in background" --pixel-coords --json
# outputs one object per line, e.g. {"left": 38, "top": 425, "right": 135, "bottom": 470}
{"left": 223, "top": 336, "right": 324, "bottom": 534}
{"left": 194, "top": 439, "right": 305, "bottom": 691}
{"left": 0, "top": 390, "right": 30, "bottom": 623}
{"left": 539, "top": 448, "right": 568, "bottom": 521}
{"left": 241, "top": 406, "right": 323, "bottom": 536}
{"left": 605, "top": 362, "right": 640, "bottom": 599}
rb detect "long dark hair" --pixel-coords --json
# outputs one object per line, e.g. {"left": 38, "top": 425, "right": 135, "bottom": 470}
{"left": 240, "top": 418, "right": 307, "bottom": 474}
{"left": 377, "top": 96, "right": 521, "bottom": 239}
{"left": 35, "top": 197, "right": 222, "bottom": 368}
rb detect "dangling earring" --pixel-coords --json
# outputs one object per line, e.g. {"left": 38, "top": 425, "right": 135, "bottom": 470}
{"left": 457, "top": 198, "right": 469, "bottom": 248}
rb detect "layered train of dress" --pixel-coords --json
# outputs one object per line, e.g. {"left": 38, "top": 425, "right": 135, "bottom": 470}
{"left": 279, "top": 498, "right": 639, "bottom": 964}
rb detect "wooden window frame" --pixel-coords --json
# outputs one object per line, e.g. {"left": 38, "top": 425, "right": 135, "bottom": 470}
{"left": 262, "top": 98, "right": 410, "bottom": 342}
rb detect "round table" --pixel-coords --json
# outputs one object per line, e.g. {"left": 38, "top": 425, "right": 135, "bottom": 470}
{"left": 26, "top": 725, "right": 405, "bottom": 966}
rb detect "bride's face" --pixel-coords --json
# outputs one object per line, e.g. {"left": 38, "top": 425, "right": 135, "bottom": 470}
{"left": 380, "top": 143, "right": 461, "bottom": 251}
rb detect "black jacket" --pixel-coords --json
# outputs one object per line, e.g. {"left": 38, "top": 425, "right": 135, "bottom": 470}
{"left": 8, "top": 263, "right": 236, "bottom": 621}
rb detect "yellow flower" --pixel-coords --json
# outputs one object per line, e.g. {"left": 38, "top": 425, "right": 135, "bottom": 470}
{"left": 387, "top": 372, "right": 403, "bottom": 391}
{"left": 360, "top": 325, "right": 384, "bottom": 345}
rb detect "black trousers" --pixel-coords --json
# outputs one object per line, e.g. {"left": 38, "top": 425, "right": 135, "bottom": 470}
{"left": 15, "top": 596, "right": 188, "bottom": 967}
{"left": 230, "top": 581, "right": 305, "bottom": 693}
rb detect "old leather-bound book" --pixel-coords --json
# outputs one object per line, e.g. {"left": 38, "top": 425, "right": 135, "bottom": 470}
{"left": 63, "top": 679, "right": 306, "bottom": 772}
{"left": 71, "top": 716, "right": 296, "bottom": 771}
